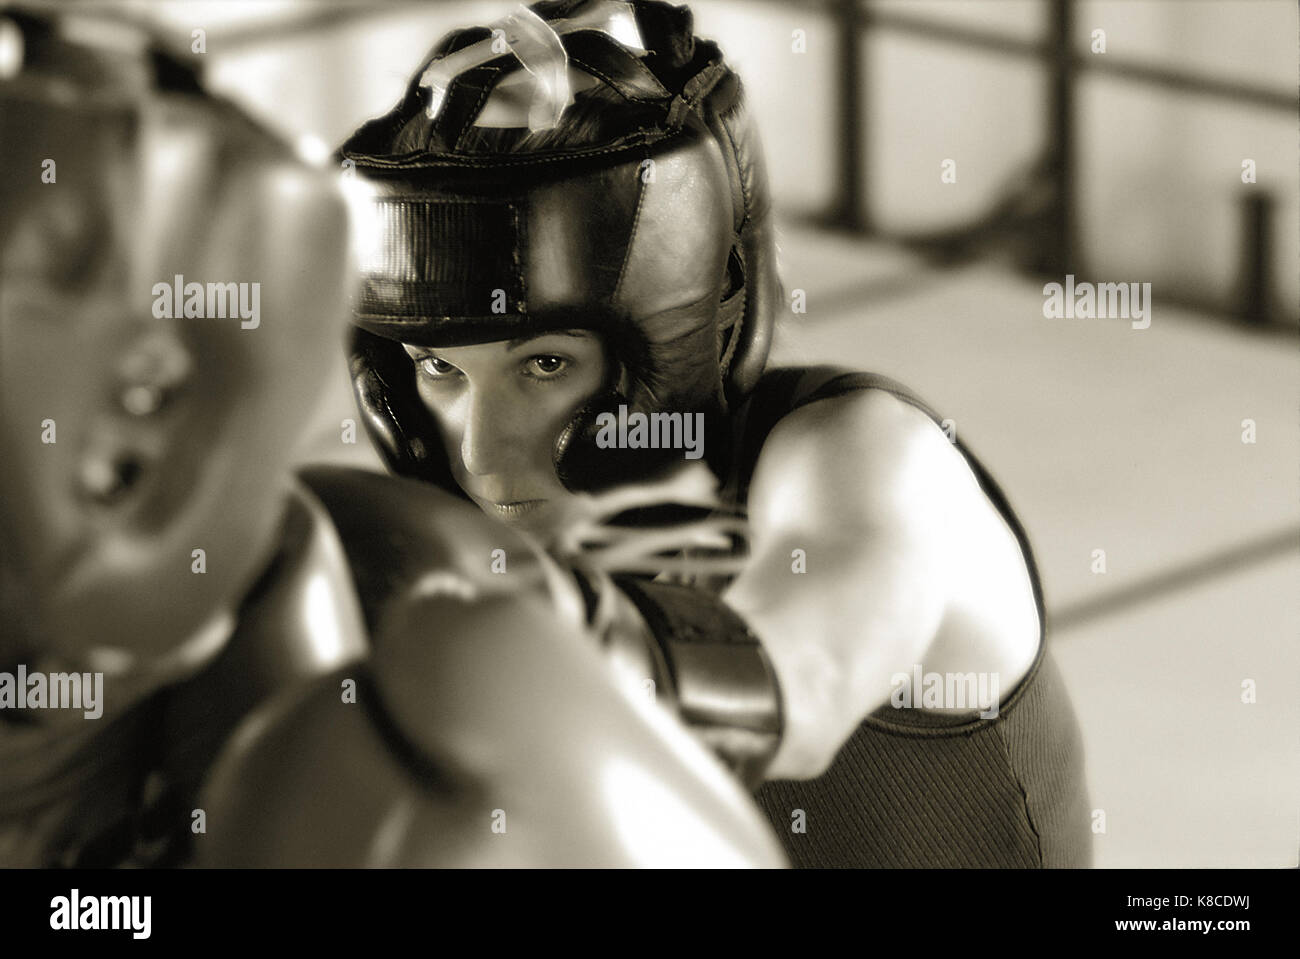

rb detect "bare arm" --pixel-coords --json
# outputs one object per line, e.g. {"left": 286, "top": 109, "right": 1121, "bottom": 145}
{"left": 723, "top": 389, "right": 1038, "bottom": 780}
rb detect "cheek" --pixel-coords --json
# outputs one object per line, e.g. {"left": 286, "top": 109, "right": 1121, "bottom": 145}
{"left": 413, "top": 376, "right": 445, "bottom": 416}
{"left": 571, "top": 354, "right": 609, "bottom": 402}
{"left": 414, "top": 379, "right": 461, "bottom": 453}
{"left": 0, "top": 303, "right": 119, "bottom": 567}
{"left": 533, "top": 369, "right": 608, "bottom": 452}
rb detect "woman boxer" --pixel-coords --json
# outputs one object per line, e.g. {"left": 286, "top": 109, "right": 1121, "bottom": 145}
{"left": 343, "top": 0, "right": 1091, "bottom": 868}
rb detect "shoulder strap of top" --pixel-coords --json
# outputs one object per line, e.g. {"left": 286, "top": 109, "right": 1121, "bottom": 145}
{"left": 732, "top": 366, "right": 927, "bottom": 497}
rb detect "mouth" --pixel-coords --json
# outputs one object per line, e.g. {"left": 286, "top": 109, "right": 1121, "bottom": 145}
{"left": 478, "top": 498, "right": 548, "bottom": 520}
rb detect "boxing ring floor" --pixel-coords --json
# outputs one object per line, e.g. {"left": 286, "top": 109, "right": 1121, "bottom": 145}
{"left": 301, "top": 221, "right": 1299, "bottom": 868}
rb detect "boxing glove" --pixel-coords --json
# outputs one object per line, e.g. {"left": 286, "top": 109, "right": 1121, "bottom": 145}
{"left": 193, "top": 466, "right": 786, "bottom": 867}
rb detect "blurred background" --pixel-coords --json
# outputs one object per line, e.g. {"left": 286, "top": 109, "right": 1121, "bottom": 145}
{"left": 97, "top": 0, "right": 1300, "bottom": 867}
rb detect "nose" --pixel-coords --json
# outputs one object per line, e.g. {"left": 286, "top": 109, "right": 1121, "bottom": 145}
{"left": 459, "top": 384, "right": 524, "bottom": 478}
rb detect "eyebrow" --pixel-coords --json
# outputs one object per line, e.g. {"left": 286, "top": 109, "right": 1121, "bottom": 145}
{"left": 504, "top": 330, "right": 593, "bottom": 351}
{"left": 403, "top": 330, "right": 593, "bottom": 355}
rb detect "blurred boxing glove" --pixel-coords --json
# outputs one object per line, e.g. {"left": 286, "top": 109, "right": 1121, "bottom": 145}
{"left": 194, "top": 466, "right": 786, "bottom": 867}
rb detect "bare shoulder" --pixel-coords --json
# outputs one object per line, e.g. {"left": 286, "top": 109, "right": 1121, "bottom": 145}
{"left": 748, "top": 387, "right": 972, "bottom": 534}
{"left": 749, "top": 387, "right": 1041, "bottom": 680}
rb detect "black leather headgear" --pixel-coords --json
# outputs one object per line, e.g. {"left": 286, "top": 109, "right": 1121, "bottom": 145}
{"left": 341, "top": 0, "right": 777, "bottom": 495}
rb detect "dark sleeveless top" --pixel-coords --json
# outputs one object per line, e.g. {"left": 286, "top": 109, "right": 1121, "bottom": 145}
{"left": 706, "top": 365, "right": 1092, "bottom": 868}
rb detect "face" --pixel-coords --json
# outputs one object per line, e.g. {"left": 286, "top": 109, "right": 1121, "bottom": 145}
{"left": 402, "top": 331, "right": 607, "bottom": 541}
{"left": 0, "top": 95, "right": 351, "bottom": 673}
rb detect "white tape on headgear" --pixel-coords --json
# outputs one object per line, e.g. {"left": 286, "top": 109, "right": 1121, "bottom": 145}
{"left": 419, "top": 0, "right": 646, "bottom": 132}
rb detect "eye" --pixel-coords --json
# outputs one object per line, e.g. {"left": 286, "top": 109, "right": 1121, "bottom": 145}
{"left": 525, "top": 355, "right": 569, "bottom": 378}
{"left": 417, "top": 355, "right": 459, "bottom": 378}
